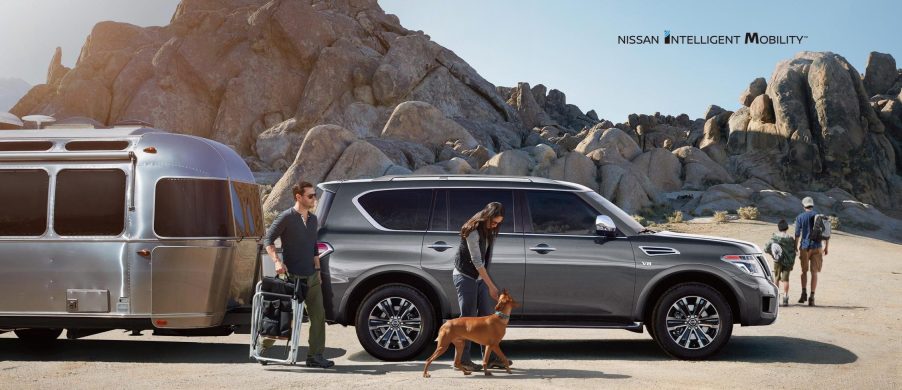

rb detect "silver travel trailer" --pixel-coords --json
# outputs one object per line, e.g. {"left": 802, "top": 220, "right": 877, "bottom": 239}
{"left": 0, "top": 126, "right": 264, "bottom": 342}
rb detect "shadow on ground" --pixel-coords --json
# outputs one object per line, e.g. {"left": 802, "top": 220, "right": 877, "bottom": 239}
{"left": 0, "top": 335, "right": 856, "bottom": 367}
{"left": 348, "top": 336, "right": 857, "bottom": 365}
{"left": 0, "top": 338, "right": 345, "bottom": 364}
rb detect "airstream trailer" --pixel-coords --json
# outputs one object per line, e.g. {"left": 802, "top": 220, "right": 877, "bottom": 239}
{"left": 0, "top": 127, "right": 264, "bottom": 342}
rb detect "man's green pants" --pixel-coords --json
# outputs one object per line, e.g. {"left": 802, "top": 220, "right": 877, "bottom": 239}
{"left": 261, "top": 272, "right": 326, "bottom": 357}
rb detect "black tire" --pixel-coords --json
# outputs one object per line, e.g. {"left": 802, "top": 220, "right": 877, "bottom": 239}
{"left": 651, "top": 283, "right": 733, "bottom": 360}
{"left": 14, "top": 328, "right": 63, "bottom": 344}
{"left": 355, "top": 284, "right": 435, "bottom": 361}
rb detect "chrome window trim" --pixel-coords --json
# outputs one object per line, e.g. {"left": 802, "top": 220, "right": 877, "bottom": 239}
{"left": 0, "top": 167, "right": 52, "bottom": 238}
{"left": 353, "top": 186, "right": 540, "bottom": 233}
{"left": 52, "top": 167, "right": 129, "bottom": 238}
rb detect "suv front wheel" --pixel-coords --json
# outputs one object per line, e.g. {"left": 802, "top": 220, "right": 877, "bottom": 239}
{"left": 355, "top": 284, "right": 435, "bottom": 361}
{"left": 651, "top": 283, "right": 733, "bottom": 360}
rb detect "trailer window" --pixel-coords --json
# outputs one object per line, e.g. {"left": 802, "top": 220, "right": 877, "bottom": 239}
{"left": 231, "top": 181, "right": 263, "bottom": 238}
{"left": 54, "top": 169, "right": 127, "bottom": 236}
{"left": 155, "top": 178, "right": 235, "bottom": 238}
{"left": 0, "top": 170, "right": 49, "bottom": 236}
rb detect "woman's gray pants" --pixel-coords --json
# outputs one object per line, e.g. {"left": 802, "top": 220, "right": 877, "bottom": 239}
{"left": 452, "top": 272, "right": 495, "bottom": 362}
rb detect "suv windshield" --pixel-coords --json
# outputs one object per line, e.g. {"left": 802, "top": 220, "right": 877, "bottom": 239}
{"left": 584, "top": 191, "right": 644, "bottom": 233}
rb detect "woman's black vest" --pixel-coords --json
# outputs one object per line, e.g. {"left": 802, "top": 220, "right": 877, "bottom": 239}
{"left": 453, "top": 230, "right": 493, "bottom": 279}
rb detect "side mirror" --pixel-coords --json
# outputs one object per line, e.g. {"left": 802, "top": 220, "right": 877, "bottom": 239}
{"left": 595, "top": 215, "right": 617, "bottom": 237}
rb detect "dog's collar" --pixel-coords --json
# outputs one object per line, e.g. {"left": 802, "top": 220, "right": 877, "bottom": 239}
{"left": 494, "top": 311, "right": 510, "bottom": 320}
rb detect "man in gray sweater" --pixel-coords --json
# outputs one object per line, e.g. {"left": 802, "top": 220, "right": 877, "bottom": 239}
{"left": 258, "top": 181, "right": 334, "bottom": 368}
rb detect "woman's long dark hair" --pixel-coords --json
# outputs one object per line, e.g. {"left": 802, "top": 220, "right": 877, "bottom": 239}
{"left": 460, "top": 202, "right": 504, "bottom": 240}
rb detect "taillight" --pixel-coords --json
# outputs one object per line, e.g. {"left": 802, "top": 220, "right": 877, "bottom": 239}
{"left": 317, "top": 242, "right": 334, "bottom": 257}
{"left": 721, "top": 254, "right": 765, "bottom": 278}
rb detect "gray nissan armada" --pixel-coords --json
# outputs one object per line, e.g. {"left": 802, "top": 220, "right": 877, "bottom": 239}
{"left": 310, "top": 175, "right": 778, "bottom": 361}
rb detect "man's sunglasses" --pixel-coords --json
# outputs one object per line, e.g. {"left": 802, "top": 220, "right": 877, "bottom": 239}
{"left": 304, "top": 193, "right": 317, "bottom": 200}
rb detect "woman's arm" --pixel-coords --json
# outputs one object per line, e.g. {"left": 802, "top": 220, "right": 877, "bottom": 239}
{"left": 466, "top": 233, "right": 499, "bottom": 300}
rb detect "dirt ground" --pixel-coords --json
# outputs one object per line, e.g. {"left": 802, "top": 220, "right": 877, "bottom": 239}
{"left": 1, "top": 220, "right": 900, "bottom": 389}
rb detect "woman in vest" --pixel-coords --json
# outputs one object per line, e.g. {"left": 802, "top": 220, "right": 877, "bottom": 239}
{"left": 452, "top": 201, "right": 509, "bottom": 371}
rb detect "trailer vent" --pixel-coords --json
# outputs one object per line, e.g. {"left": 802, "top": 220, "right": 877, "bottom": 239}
{"left": 0, "top": 141, "right": 53, "bottom": 152}
{"left": 65, "top": 140, "right": 130, "bottom": 151}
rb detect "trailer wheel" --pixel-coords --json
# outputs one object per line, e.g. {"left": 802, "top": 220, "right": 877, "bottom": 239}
{"left": 14, "top": 328, "right": 63, "bottom": 343}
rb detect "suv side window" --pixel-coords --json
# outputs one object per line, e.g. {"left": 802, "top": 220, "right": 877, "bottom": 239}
{"left": 448, "top": 189, "right": 515, "bottom": 233}
{"left": 358, "top": 189, "right": 431, "bottom": 231}
{"left": 526, "top": 191, "right": 597, "bottom": 235}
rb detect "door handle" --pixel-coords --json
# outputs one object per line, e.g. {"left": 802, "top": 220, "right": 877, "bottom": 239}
{"left": 529, "top": 244, "right": 556, "bottom": 254}
{"left": 428, "top": 241, "right": 454, "bottom": 252}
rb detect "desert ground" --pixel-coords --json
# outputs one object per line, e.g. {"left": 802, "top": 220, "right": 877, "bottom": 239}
{"left": 1, "top": 219, "right": 899, "bottom": 389}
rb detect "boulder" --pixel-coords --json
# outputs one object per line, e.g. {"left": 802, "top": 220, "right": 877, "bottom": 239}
{"left": 739, "top": 77, "right": 767, "bottom": 107}
{"left": 480, "top": 149, "right": 533, "bottom": 176}
{"left": 752, "top": 190, "right": 802, "bottom": 219}
{"left": 381, "top": 101, "right": 478, "bottom": 150}
{"left": 263, "top": 125, "right": 358, "bottom": 214}
{"left": 673, "top": 146, "right": 733, "bottom": 190}
{"left": 598, "top": 164, "right": 664, "bottom": 214}
{"left": 255, "top": 118, "right": 304, "bottom": 167}
{"left": 547, "top": 152, "right": 596, "bottom": 190}
{"left": 367, "top": 137, "right": 436, "bottom": 170}
{"left": 863, "top": 52, "right": 897, "bottom": 96}
{"left": 631, "top": 148, "right": 683, "bottom": 192}
{"left": 703, "top": 104, "right": 725, "bottom": 120}
{"left": 507, "top": 82, "right": 554, "bottom": 130}
{"left": 574, "top": 127, "right": 642, "bottom": 161}
{"left": 749, "top": 94, "right": 776, "bottom": 124}
{"left": 693, "top": 183, "right": 754, "bottom": 215}
{"left": 372, "top": 33, "right": 440, "bottom": 105}
{"left": 325, "top": 140, "right": 410, "bottom": 181}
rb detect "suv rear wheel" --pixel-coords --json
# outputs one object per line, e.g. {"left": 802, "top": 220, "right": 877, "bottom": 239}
{"left": 651, "top": 283, "right": 733, "bottom": 359}
{"left": 355, "top": 284, "right": 435, "bottom": 361}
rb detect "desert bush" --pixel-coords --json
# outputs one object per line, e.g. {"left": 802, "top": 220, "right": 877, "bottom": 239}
{"left": 713, "top": 210, "right": 729, "bottom": 223}
{"left": 828, "top": 215, "right": 840, "bottom": 230}
{"left": 632, "top": 215, "right": 649, "bottom": 227}
{"left": 667, "top": 211, "right": 684, "bottom": 224}
{"left": 737, "top": 206, "right": 759, "bottom": 220}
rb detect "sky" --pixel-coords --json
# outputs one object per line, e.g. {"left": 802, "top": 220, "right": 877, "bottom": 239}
{"left": 1, "top": 0, "right": 900, "bottom": 120}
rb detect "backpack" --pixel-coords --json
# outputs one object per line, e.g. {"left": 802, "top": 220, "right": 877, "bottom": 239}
{"left": 810, "top": 214, "right": 831, "bottom": 242}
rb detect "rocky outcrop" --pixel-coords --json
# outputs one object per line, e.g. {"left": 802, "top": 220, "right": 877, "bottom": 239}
{"left": 10, "top": 1, "right": 902, "bottom": 226}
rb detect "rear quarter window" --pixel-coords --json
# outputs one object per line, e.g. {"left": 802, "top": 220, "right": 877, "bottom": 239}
{"left": 357, "top": 189, "right": 431, "bottom": 231}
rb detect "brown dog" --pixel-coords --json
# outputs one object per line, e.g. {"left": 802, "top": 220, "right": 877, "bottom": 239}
{"left": 422, "top": 289, "right": 519, "bottom": 377}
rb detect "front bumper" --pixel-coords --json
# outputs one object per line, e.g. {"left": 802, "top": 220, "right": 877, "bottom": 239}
{"left": 736, "top": 275, "right": 779, "bottom": 326}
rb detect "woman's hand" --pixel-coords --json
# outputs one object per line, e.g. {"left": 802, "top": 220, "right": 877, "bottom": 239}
{"left": 488, "top": 285, "right": 500, "bottom": 301}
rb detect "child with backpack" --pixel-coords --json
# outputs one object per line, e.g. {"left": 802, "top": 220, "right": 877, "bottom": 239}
{"left": 765, "top": 219, "right": 796, "bottom": 306}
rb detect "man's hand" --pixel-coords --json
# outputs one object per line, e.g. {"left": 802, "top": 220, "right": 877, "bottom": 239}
{"left": 274, "top": 259, "right": 287, "bottom": 275}
{"left": 824, "top": 245, "right": 829, "bottom": 256}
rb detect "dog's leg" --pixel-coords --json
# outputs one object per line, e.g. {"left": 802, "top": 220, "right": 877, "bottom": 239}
{"left": 422, "top": 342, "right": 449, "bottom": 378}
{"left": 452, "top": 340, "right": 471, "bottom": 376}
{"left": 490, "top": 345, "right": 513, "bottom": 374}
{"left": 481, "top": 344, "right": 493, "bottom": 376}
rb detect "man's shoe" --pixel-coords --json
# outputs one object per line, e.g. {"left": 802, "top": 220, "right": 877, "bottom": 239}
{"left": 797, "top": 291, "right": 808, "bottom": 304}
{"left": 305, "top": 354, "right": 335, "bottom": 368}
{"left": 487, "top": 359, "right": 513, "bottom": 369}
{"left": 808, "top": 295, "right": 815, "bottom": 306}
{"left": 457, "top": 360, "right": 482, "bottom": 372}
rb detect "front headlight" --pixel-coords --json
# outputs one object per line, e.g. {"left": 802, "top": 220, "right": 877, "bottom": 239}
{"left": 721, "top": 254, "right": 766, "bottom": 278}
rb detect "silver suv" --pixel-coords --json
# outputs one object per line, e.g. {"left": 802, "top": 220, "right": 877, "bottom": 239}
{"left": 311, "top": 175, "right": 778, "bottom": 360}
